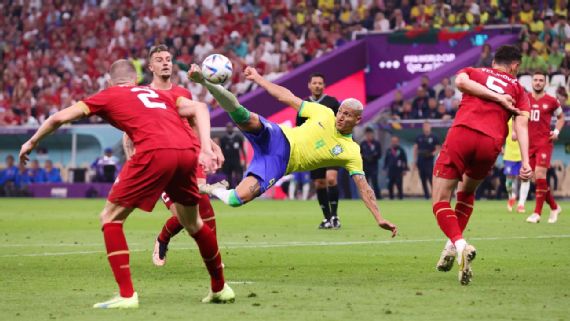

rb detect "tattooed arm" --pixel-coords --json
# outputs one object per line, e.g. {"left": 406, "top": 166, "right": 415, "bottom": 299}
{"left": 352, "top": 174, "right": 398, "bottom": 237}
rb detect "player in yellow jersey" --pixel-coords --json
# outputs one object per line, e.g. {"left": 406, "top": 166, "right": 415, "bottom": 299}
{"left": 188, "top": 64, "right": 397, "bottom": 236}
{"left": 503, "top": 118, "right": 525, "bottom": 213}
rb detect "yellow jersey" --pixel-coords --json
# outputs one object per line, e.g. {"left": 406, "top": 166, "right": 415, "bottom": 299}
{"left": 280, "top": 102, "right": 364, "bottom": 176}
{"left": 504, "top": 118, "right": 521, "bottom": 162}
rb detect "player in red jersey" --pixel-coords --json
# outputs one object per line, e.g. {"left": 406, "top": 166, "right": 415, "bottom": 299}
{"left": 431, "top": 45, "right": 532, "bottom": 285}
{"left": 19, "top": 60, "right": 235, "bottom": 308}
{"left": 523, "top": 72, "right": 565, "bottom": 224}
{"left": 122, "top": 45, "right": 223, "bottom": 267}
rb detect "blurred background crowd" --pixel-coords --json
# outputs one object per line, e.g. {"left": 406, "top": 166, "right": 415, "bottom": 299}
{"left": 3, "top": 0, "right": 570, "bottom": 126}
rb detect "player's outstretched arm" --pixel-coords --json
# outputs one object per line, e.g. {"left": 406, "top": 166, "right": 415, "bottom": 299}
{"left": 19, "top": 103, "right": 87, "bottom": 164}
{"left": 122, "top": 133, "right": 135, "bottom": 161}
{"left": 177, "top": 97, "right": 218, "bottom": 173}
{"left": 514, "top": 115, "right": 532, "bottom": 181}
{"left": 455, "top": 72, "right": 519, "bottom": 114}
{"left": 352, "top": 174, "right": 398, "bottom": 237}
{"left": 244, "top": 66, "right": 303, "bottom": 110}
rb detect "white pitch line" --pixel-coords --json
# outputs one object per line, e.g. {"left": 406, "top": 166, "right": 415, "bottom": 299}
{"left": 227, "top": 281, "right": 255, "bottom": 284}
{"left": 0, "top": 243, "right": 120, "bottom": 248}
{"left": 1, "top": 234, "right": 569, "bottom": 258}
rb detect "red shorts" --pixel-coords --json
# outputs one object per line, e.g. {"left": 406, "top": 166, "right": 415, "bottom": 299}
{"left": 529, "top": 143, "right": 553, "bottom": 170}
{"left": 161, "top": 166, "right": 206, "bottom": 209}
{"left": 434, "top": 126, "right": 502, "bottom": 181}
{"left": 108, "top": 149, "right": 200, "bottom": 212}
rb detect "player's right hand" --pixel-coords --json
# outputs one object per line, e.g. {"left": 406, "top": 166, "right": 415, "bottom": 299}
{"left": 244, "top": 66, "right": 261, "bottom": 81}
{"left": 188, "top": 64, "right": 205, "bottom": 84}
{"left": 378, "top": 219, "right": 398, "bottom": 238}
{"left": 199, "top": 149, "right": 219, "bottom": 174}
{"left": 19, "top": 140, "right": 37, "bottom": 165}
{"left": 519, "top": 162, "right": 533, "bottom": 181}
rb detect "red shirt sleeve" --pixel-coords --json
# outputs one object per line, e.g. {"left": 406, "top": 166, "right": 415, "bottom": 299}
{"left": 172, "top": 86, "right": 192, "bottom": 101}
{"left": 516, "top": 84, "right": 531, "bottom": 114}
{"left": 457, "top": 67, "right": 474, "bottom": 76}
{"left": 82, "top": 88, "right": 113, "bottom": 115}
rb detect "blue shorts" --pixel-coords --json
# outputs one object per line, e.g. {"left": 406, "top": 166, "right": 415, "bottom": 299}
{"left": 503, "top": 160, "right": 521, "bottom": 176}
{"left": 242, "top": 116, "right": 290, "bottom": 194}
{"left": 294, "top": 172, "right": 311, "bottom": 184}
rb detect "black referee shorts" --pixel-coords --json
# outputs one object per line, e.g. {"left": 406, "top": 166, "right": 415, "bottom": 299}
{"left": 310, "top": 167, "right": 339, "bottom": 180}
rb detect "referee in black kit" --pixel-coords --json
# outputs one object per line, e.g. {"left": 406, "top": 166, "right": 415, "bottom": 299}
{"left": 296, "top": 73, "right": 341, "bottom": 229}
{"left": 413, "top": 121, "right": 440, "bottom": 199}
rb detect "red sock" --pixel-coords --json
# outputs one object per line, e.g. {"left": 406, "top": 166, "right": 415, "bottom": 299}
{"left": 191, "top": 224, "right": 225, "bottom": 292}
{"left": 456, "top": 192, "right": 475, "bottom": 232}
{"left": 534, "top": 179, "right": 547, "bottom": 215}
{"left": 545, "top": 188, "right": 558, "bottom": 210}
{"left": 102, "top": 222, "right": 134, "bottom": 298}
{"left": 433, "top": 201, "right": 462, "bottom": 243}
{"left": 198, "top": 194, "right": 217, "bottom": 236}
{"left": 158, "top": 215, "right": 184, "bottom": 243}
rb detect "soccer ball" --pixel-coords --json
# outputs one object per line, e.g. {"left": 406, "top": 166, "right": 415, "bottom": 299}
{"left": 201, "top": 54, "right": 233, "bottom": 84}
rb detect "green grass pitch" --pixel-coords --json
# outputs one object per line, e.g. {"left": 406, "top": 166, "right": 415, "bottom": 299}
{"left": 0, "top": 198, "right": 569, "bottom": 321}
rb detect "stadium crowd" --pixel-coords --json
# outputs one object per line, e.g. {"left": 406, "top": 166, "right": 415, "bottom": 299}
{"left": 3, "top": 0, "right": 570, "bottom": 126}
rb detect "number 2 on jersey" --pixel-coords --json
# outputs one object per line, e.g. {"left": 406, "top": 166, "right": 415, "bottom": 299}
{"left": 485, "top": 76, "right": 508, "bottom": 94}
{"left": 131, "top": 87, "right": 166, "bottom": 109}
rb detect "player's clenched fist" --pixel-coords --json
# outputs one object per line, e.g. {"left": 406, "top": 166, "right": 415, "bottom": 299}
{"left": 244, "top": 66, "right": 261, "bottom": 81}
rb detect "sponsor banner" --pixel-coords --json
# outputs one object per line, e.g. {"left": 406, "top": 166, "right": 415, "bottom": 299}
{"left": 366, "top": 28, "right": 511, "bottom": 96}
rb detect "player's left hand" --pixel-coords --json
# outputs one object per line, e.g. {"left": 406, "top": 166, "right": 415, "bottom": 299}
{"left": 549, "top": 130, "right": 559, "bottom": 141}
{"left": 519, "top": 162, "right": 533, "bottom": 181}
{"left": 188, "top": 64, "right": 205, "bottom": 84}
{"left": 199, "top": 149, "right": 219, "bottom": 174}
{"left": 19, "top": 140, "right": 37, "bottom": 165}
{"left": 244, "top": 66, "right": 261, "bottom": 82}
{"left": 378, "top": 219, "right": 398, "bottom": 238}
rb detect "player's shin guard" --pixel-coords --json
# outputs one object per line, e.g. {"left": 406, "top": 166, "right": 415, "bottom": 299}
{"left": 545, "top": 189, "right": 558, "bottom": 210}
{"left": 102, "top": 222, "right": 134, "bottom": 298}
{"left": 316, "top": 188, "right": 331, "bottom": 220}
{"left": 328, "top": 185, "right": 339, "bottom": 217}
{"left": 534, "top": 179, "right": 548, "bottom": 215}
{"left": 518, "top": 180, "right": 530, "bottom": 207}
{"left": 198, "top": 194, "right": 217, "bottom": 235}
{"left": 433, "top": 201, "right": 462, "bottom": 243}
{"left": 455, "top": 192, "right": 475, "bottom": 232}
{"left": 191, "top": 224, "right": 225, "bottom": 292}
{"left": 158, "top": 216, "right": 184, "bottom": 243}
{"left": 505, "top": 178, "right": 513, "bottom": 197}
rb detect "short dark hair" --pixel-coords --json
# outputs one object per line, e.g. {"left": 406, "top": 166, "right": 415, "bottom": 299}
{"left": 365, "top": 127, "right": 374, "bottom": 133}
{"left": 148, "top": 44, "right": 170, "bottom": 60}
{"left": 532, "top": 71, "right": 547, "bottom": 78}
{"left": 493, "top": 45, "right": 522, "bottom": 65}
{"left": 308, "top": 72, "right": 325, "bottom": 83}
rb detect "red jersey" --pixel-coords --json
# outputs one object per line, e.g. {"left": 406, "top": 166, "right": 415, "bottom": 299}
{"left": 155, "top": 84, "right": 200, "bottom": 148}
{"left": 528, "top": 93, "right": 562, "bottom": 148}
{"left": 81, "top": 85, "right": 197, "bottom": 153}
{"left": 452, "top": 67, "right": 530, "bottom": 145}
